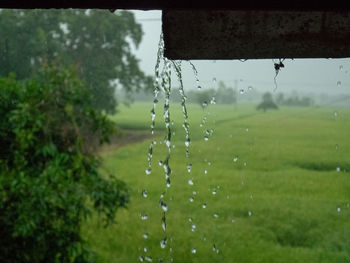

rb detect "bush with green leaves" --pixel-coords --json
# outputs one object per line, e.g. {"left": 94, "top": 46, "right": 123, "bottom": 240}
{"left": 0, "top": 65, "right": 129, "bottom": 263}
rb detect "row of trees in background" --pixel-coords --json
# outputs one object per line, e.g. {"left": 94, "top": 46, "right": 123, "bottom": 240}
{"left": 0, "top": 9, "right": 148, "bottom": 262}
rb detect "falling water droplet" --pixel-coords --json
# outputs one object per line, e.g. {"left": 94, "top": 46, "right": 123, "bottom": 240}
{"left": 161, "top": 213, "right": 166, "bottom": 231}
{"left": 240, "top": 89, "right": 245, "bottom": 94}
{"left": 188, "top": 217, "right": 193, "bottom": 222}
{"left": 337, "top": 207, "right": 341, "bottom": 212}
{"left": 193, "top": 191, "right": 197, "bottom": 195}
{"left": 188, "top": 179, "right": 194, "bottom": 186}
{"left": 212, "top": 189, "right": 217, "bottom": 195}
{"left": 204, "top": 136, "right": 209, "bottom": 141}
{"left": 189, "top": 196, "right": 194, "bottom": 202}
{"left": 185, "top": 139, "right": 191, "bottom": 147}
{"left": 191, "top": 248, "right": 197, "bottom": 254}
{"left": 339, "top": 65, "right": 343, "bottom": 71}
{"left": 139, "top": 256, "right": 145, "bottom": 262}
{"left": 145, "top": 256, "right": 153, "bottom": 262}
{"left": 142, "top": 189, "right": 148, "bottom": 198}
{"left": 336, "top": 167, "right": 341, "bottom": 172}
{"left": 248, "top": 211, "right": 252, "bottom": 216}
{"left": 198, "top": 85, "right": 202, "bottom": 90}
{"left": 213, "top": 213, "right": 219, "bottom": 218}
{"left": 158, "top": 160, "right": 163, "bottom": 166}
{"left": 160, "top": 201, "right": 168, "bottom": 212}
{"left": 337, "top": 81, "right": 342, "bottom": 87}
{"left": 145, "top": 168, "right": 152, "bottom": 175}
{"left": 160, "top": 237, "right": 167, "bottom": 249}
{"left": 187, "top": 163, "right": 192, "bottom": 173}
{"left": 233, "top": 156, "right": 238, "bottom": 162}
{"left": 143, "top": 233, "right": 149, "bottom": 239}
{"left": 248, "top": 86, "right": 253, "bottom": 91}
{"left": 210, "top": 97, "right": 216, "bottom": 104}
{"left": 202, "top": 101, "right": 208, "bottom": 108}
{"left": 202, "top": 203, "right": 207, "bottom": 208}
{"left": 191, "top": 224, "right": 196, "bottom": 232}
{"left": 141, "top": 214, "right": 148, "bottom": 220}
{"left": 144, "top": 247, "right": 148, "bottom": 252}
{"left": 204, "top": 170, "right": 208, "bottom": 174}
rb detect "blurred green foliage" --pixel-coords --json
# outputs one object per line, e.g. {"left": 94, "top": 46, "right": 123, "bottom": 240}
{"left": 0, "top": 65, "right": 129, "bottom": 262}
{"left": 0, "top": 9, "right": 153, "bottom": 113}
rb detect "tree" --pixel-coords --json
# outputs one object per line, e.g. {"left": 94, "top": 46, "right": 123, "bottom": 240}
{"left": 0, "top": 9, "right": 152, "bottom": 113}
{"left": 257, "top": 92, "right": 278, "bottom": 112}
{"left": 216, "top": 81, "right": 237, "bottom": 104}
{"left": 0, "top": 65, "right": 129, "bottom": 262}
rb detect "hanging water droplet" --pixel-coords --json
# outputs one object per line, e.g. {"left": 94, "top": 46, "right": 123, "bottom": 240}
{"left": 191, "top": 224, "right": 196, "bottom": 232}
{"left": 145, "top": 168, "right": 152, "bottom": 175}
{"left": 248, "top": 86, "right": 253, "bottom": 91}
{"left": 160, "top": 201, "right": 168, "bottom": 212}
{"left": 185, "top": 139, "right": 191, "bottom": 147}
{"left": 191, "top": 248, "right": 197, "bottom": 254}
{"left": 158, "top": 258, "right": 164, "bottom": 263}
{"left": 212, "top": 189, "right": 217, "bottom": 195}
{"left": 240, "top": 89, "right": 245, "bottom": 94}
{"left": 158, "top": 160, "right": 163, "bottom": 166}
{"left": 213, "top": 213, "right": 219, "bottom": 218}
{"left": 212, "top": 77, "right": 217, "bottom": 83}
{"left": 337, "top": 207, "right": 341, "bottom": 212}
{"left": 248, "top": 211, "right": 252, "bottom": 216}
{"left": 339, "top": 65, "right": 343, "bottom": 71}
{"left": 143, "top": 233, "right": 149, "bottom": 239}
{"left": 144, "top": 247, "right": 148, "bottom": 252}
{"left": 336, "top": 167, "right": 341, "bottom": 172}
{"left": 188, "top": 179, "right": 194, "bottom": 186}
{"left": 197, "top": 85, "right": 202, "bottom": 90}
{"left": 142, "top": 189, "right": 148, "bottom": 198}
{"left": 189, "top": 196, "right": 194, "bottom": 202}
{"left": 202, "top": 203, "right": 207, "bottom": 208}
{"left": 187, "top": 163, "right": 192, "bottom": 173}
{"left": 160, "top": 237, "right": 167, "bottom": 249}
{"left": 204, "top": 136, "right": 209, "bottom": 141}
{"left": 166, "top": 178, "right": 171, "bottom": 188}
{"left": 337, "top": 81, "right": 342, "bottom": 87}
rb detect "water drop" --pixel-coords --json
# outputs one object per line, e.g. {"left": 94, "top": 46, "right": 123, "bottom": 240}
{"left": 202, "top": 203, "right": 207, "bottom": 208}
{"left": 142, "top": 189, "right": 148, "bottom": 198}
{"left": 166, "top": 178, "right": 171, "bottom": 188}
{"left": 161, "top": 213, "right": 166, "bottom": 231}
{"left": 187, "top": 163, "right": 192, "bottom": 173}
{"left": 188, "top": 179, "right": 194, "bottom": 186}
{"left": 197, "top": 85, "right": 202, "bottom": 90}
{"left": 204, "top": 170, "right": 208, "bottom": 174}
{"left": 160, "top": 237, "right": 167, "bottom": 249}
{"left": 250, "top": 194, "right": 254, "bottom": 199}
{"left": 337, "top": 81, "right": 342, "bottom": 87}
{"left": 336, "top": 167, "right": 341, "bottom": 172}
{"left": 193, "top": 191, "right": 197, "bottom": 195}
{"left": 248, "top": 86, "right": 253, "bottom": 91}
{"left": 245, "top": 128, "right": 249, "bottom": 132}
{"left": 334, "top": 111, "right": 338, "bottom": 117}
{"left": 158, "top": 160, "right": 163, "bottom": 166}
{"left": 139, "top": 256, "right": 145, "bottom": 262}
{"left": 208, "top": 161, "right": 211, "bottom": 166}
{"left": 191, "top": 248, "right": 197, "bottom": 254}
{"left": 191, "top": 224, "right": 196, "bottom": 232}
{"left": 212, "top": 189, "right": 217, "bottom": 195}
{"left": 145, "top": 168, "right": 152, "bottom": 175}
{"left": 145, "top": 256, "right": 153, "bottom": 262}
{"left": 337, "top": 207, "right": 341, "bottom": 212}
{"left": 248, "top": 211, "right": 252, "bottom": 216}
{"left": 189, "top": 196, "right": 194, "bottom": 202}
{"left": 335, "top": 144, "right": 339, "bottom": 150}
{"left": 212, "top": 77, "right": 217, "bottom": 83}
{"left": 204, "top": 136, "right": 209, "bottom": 141}
{"left": 233, "top": 157, "right": 238, "bottom": 162}
{"left": 213, "top": 213, "right": 219, "bottom": 218}
{"left": 144, "top": 247, "right": 148, "bottom": 252}
{"left": 185, "top": 139, "right": 191, "bottom": 147}
{"left": 202, "top": 101, "right": 208, "bottom": 108}
{"left": 244, "top": 162, "right": 247, "bottom": 167}
{"left": 239, "top": 89, "right": 245, "bottom": 94}
{"left": 143, "top": 233, "right": 149, "bottom": 239}
{"left": 231, "top": 219, "right": 235, "bottom": 223}
{"left": 160, "top": 201, "right": 168, "bottom": 212}
{"left": 141, "top": 214, "right": 148, "bottom": 220}
{"left": 339, "top": 65, "right": 343, "bottom": 71}
{"left": 188, "top": 217, "right": 193, "bottom": 222}
{"left": 210, "top": 97, "right": 216, "bottom": 104}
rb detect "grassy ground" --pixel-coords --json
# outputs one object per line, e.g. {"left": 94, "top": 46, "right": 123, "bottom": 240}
{"left": 83, "top": 102, "right": 350, "bottom": 263}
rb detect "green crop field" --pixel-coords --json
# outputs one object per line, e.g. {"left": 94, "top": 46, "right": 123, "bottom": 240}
{"left": 83, "top": 102, "right": 350, "bottom": 263}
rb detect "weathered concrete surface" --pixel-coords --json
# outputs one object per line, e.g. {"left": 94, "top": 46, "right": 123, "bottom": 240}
{"left": 163, "top": 10, "right": 350, "bottom": 59}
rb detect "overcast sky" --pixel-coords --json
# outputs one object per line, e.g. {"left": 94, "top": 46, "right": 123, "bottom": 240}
{"left": 131, "top": 10, "right": 350, "bottom": 96}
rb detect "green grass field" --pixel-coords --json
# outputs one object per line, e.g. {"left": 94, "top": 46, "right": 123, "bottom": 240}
{"left": 83, "top": 102, "right": 350, "bottom": 263}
